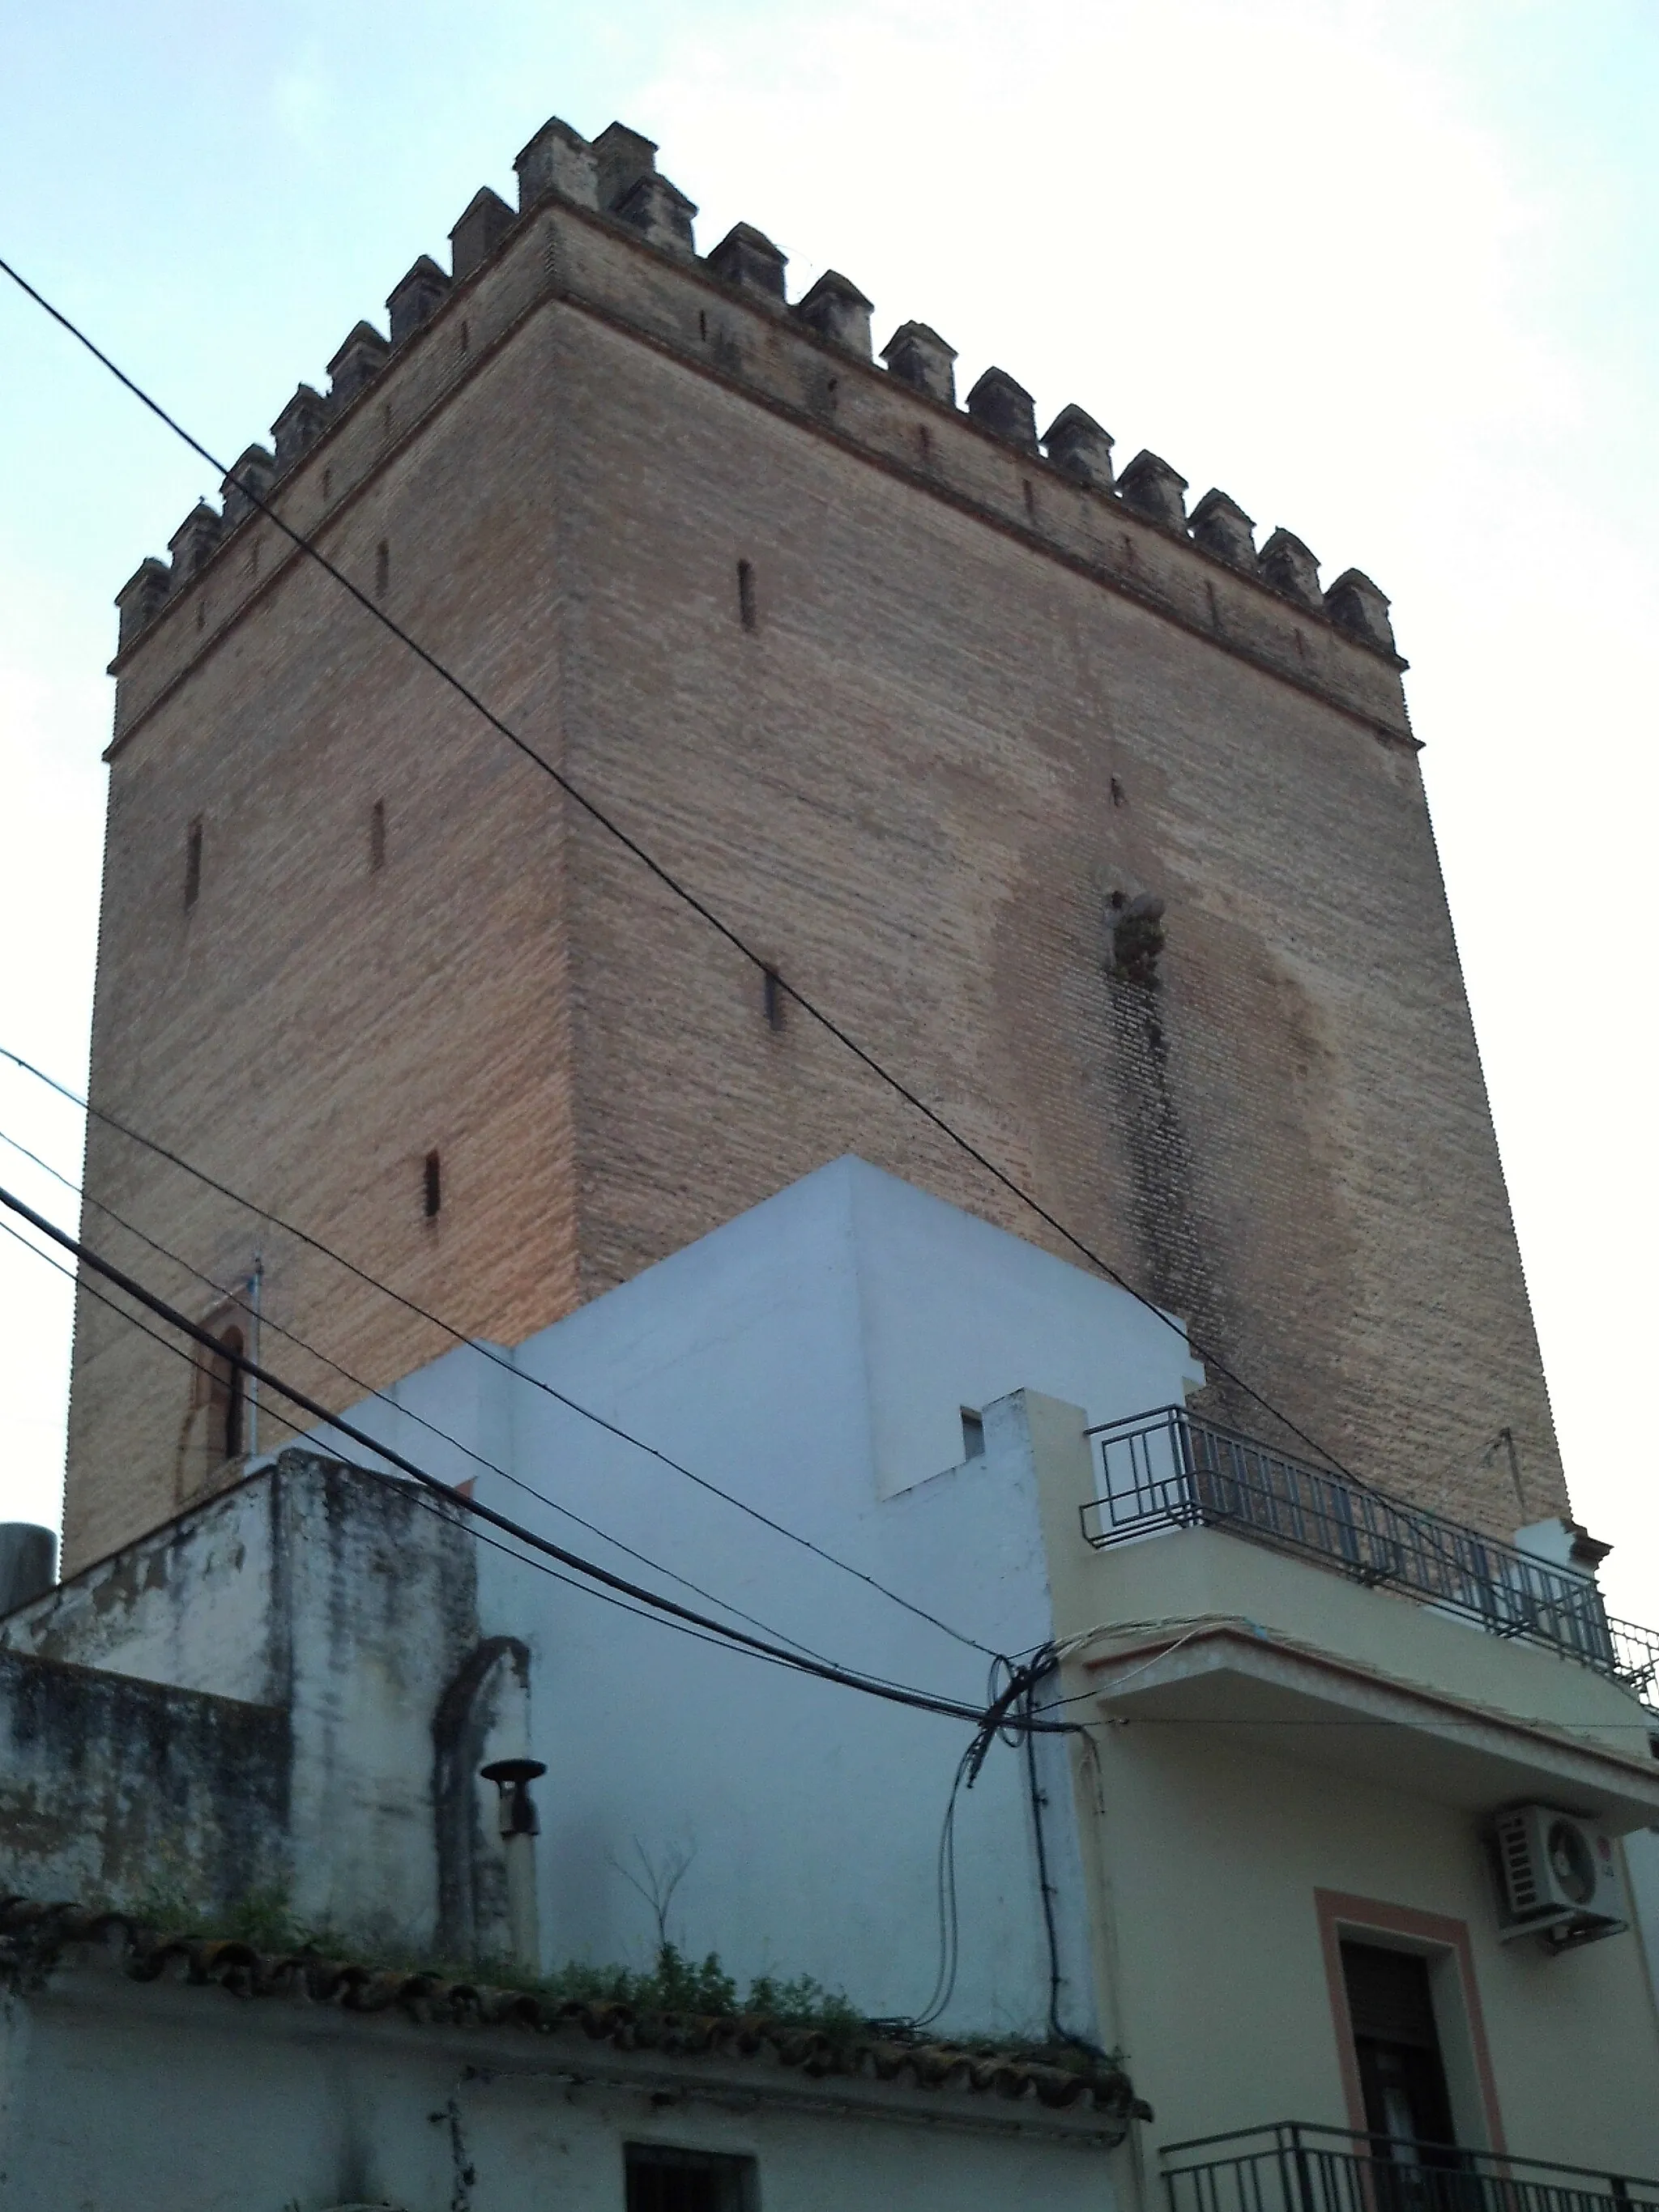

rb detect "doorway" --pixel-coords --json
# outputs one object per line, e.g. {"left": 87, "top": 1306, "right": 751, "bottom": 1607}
{"left": 1341, "top": 1940, "right": 1457, "bottom": 2153}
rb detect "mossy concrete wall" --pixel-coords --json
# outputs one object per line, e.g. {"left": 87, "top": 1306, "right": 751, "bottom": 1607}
{"left": 0, "top": 1647, "right": 287, "bottom": 1916}
{"left": 0, "top": 1454, "right": 496, "bottom": 1952}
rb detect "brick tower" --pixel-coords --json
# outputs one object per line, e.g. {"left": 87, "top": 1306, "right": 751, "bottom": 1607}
{"left": 66, "top": 113, "right": 1565, "bottom": 1571}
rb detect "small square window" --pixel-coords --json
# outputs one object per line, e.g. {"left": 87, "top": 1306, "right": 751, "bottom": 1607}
{"left": 961, "top": 1409, "right": 986, "bottom": 1461}
{"left": 625, "top": 2144, "right": 755, "bottom": 2212}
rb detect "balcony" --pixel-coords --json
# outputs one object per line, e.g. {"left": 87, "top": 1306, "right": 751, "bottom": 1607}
{"left": 1081, "top": 1407, "right": 1659, "bottom": 1713}
{"left": 1162, "top": 2122, "right": 1659, "bottom": 2212}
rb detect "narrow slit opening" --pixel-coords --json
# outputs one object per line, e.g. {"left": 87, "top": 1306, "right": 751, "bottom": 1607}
{"left": 184, "top": 818, "right": 203, "bottom": 910}
{"left": 207, "top": 1326, "right": 245, "bottom": 1463}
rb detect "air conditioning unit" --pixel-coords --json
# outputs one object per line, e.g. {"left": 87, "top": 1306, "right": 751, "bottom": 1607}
{"left": 1491, "top": 1805, "right": 1627, "bottom": 1949}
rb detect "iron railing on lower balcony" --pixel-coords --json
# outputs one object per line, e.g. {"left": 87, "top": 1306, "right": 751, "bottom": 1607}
{"left": 1081, "top": 1406, "right": 1659, "bottom": 1706}
{"left": 1163, "top": 2123, "right": 1659, "bottom": 2212}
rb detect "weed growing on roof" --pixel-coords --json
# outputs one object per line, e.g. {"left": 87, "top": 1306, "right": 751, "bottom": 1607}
{"left": 483, "top": 1945, "right": 863, "bottom": 2042}
{"left": 113, "top": 1903, "right": 861, "bottom": 2042}
{"left": 132, "top": 1882, "right": 303, "bottom": 1950}
{"left": 14, "top": 1900, "right": 1129, "bottom": 2078}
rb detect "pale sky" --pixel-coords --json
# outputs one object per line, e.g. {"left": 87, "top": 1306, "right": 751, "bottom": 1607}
{"left": 1, "top": 1, "right": 1655, "bottom": 1622}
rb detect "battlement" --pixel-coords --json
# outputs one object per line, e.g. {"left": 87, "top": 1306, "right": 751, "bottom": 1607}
{"left": 109, "top": 113, "right": 1405, "bottom": 739}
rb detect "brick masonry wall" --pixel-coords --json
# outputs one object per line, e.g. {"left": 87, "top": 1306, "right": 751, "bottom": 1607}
{"left": 63, "top": 202, "right": 1565, "bottom": 1569}
{"left": 66, "top": 318, "right": 581, "bottom": 1570}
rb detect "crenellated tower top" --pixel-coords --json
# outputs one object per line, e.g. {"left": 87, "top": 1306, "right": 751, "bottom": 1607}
{"left": 112, "top": 113, "right": 1402, "bottom": 718}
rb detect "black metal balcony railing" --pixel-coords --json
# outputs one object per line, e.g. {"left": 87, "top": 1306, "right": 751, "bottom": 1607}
{"left": 1163, "top": 2123, "right": 1659, "bottom": 2212}
{"left": 1081, "top": 1406, "right": 1659, "bottom": 1707}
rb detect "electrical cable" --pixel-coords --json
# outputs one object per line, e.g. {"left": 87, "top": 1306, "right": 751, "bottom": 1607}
{"left": 0, "top": 1046, "right": 992, "bottom": 1660}
{"left": 0, "top": 1213, "right": 318, "bottom": 1449}
{"left": 1, "top": 1210, "right": 1100, "bottom": 2048}
{"left": 0, "top": 1183, "right": 1078, "bottom": 1737}
{"left": 2, "top": 1217, "right": 1086, "bottom": 2052}
{"left": 868, "top": 1738, "right": 972, "bottom": 2039}
{"left": 4, "top": 269, "right": 1642, "bottom": 2037}
{"left": 1019, "top": 1652, "right": 1107, "bottom": 2056}
{"left": 0, "top": 257, "right": 1381, "bottom": 1492}
{"left": 886, "top": 1647, "right": 1065, "bottom": 2039}
{"left": 14, "top": 1213, "right": 1647, "bottom": 2101}
{"left": 0, "top": 1208, "right": 969, "bottom": 1702}
{"left": 4, "top": 1192, "right": 1106, "bottom": 2038}
{"left": 6, "top": 1063, "right": 1581, "bottom": 1725}
{"left": 884, "top": 1647, "right": 1120, "bottom": 2045}
{"left": 4, "top": 1125, "right": 1033, "bottom": 1705}
{"left": 914, "top": 1745, "right": 969, "bottom": 2031}
{"left": 966, "top": 1643, "right": 1109, "bottom": 2052}
{"left": 0, "top": 1121, "right": 850, "bottom": 1669}
{"left": 8, "top": 1217, "right": 1650, "bottom": 2070}
{"left": 0, "top": 1205, "right": 992, "bottom": 1712}
{"left": 1013, "top": 1617, "right": 1657, "bottom": 1731}
{"left": 1058, "top": 1707, "right": 1659, "bottom": 1731}
{"left": 11, "top": 1223, "right": 1646, "bottom": 1738}
{"left": 1037, "top": 1621, "right": 1218, "bottom": 1711}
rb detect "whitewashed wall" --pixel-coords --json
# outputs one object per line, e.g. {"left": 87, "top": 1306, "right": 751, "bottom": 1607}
{"left": 0, "top": 1949, "right": 1131, "bottom": 2212}
{"left": 0, "top": 1460, "right": 484, "bottom": 1949}
{"left": 318, "top": 1157, "right": 1201, "bottom": 2035}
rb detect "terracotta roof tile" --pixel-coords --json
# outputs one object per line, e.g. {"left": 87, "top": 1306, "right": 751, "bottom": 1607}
{"left": 0, "top": 1900, "right": 1148, "bottom": 2129}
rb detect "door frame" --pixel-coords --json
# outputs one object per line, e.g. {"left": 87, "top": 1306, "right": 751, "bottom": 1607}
{"left": 1314, "top": 1888, "right": 1507, "bottom": 2154}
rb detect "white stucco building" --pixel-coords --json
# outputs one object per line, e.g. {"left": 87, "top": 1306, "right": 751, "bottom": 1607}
{"left": 3, "top": 1158, "right": 1657, "bottom": 2211}
{"left": 0, "top": 1900, "right": 1136, "bottom": 2212}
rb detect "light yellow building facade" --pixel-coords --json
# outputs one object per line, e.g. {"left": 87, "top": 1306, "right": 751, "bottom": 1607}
{"left": 1018, "top": 1392, "right": 1659, "bottom": 2189}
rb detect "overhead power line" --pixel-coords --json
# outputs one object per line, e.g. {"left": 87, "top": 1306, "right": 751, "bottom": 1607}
{"left": 0, "top": 254, "right": 1367, "bottom": 1491}
{"left": 0, "top": 1208, "right": 944, "bottom": 1692}
{"left": 0, "top": 1049, "right": 992, "bottom": 1659}
{"left": 4, "top": 1210, "right": 1089, "bottom": 2051}
{"left": 1, "top": 1207, "right": 970, "bottom": 1701}
{"left": 10, "top": 1042, "right": 1493, "bottom": 1655}
{"left": 6, "top": 1208, "right": 1650, "bottom": 1742}
{"left": 0, "top": 1181, "right": 1070, "bottom": 1737}
{"left": 0, "top": 1119, "right": 862, "bottom": 1669}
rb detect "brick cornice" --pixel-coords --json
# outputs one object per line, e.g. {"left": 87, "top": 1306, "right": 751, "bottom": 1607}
{"left": 106, "top": 195, "right": 1416, "bottom": 762}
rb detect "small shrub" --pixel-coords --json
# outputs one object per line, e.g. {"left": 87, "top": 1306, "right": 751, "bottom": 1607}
{"left": 744, "top": 1971, "right": 861, "bottom": 2039}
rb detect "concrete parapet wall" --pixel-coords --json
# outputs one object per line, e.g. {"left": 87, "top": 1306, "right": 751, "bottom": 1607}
{"left": 0, "top": 1647, "right": 288, "bottom": 1914}
{"left": 2, "top": 1455, "right": 488, "bottom": 1952}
